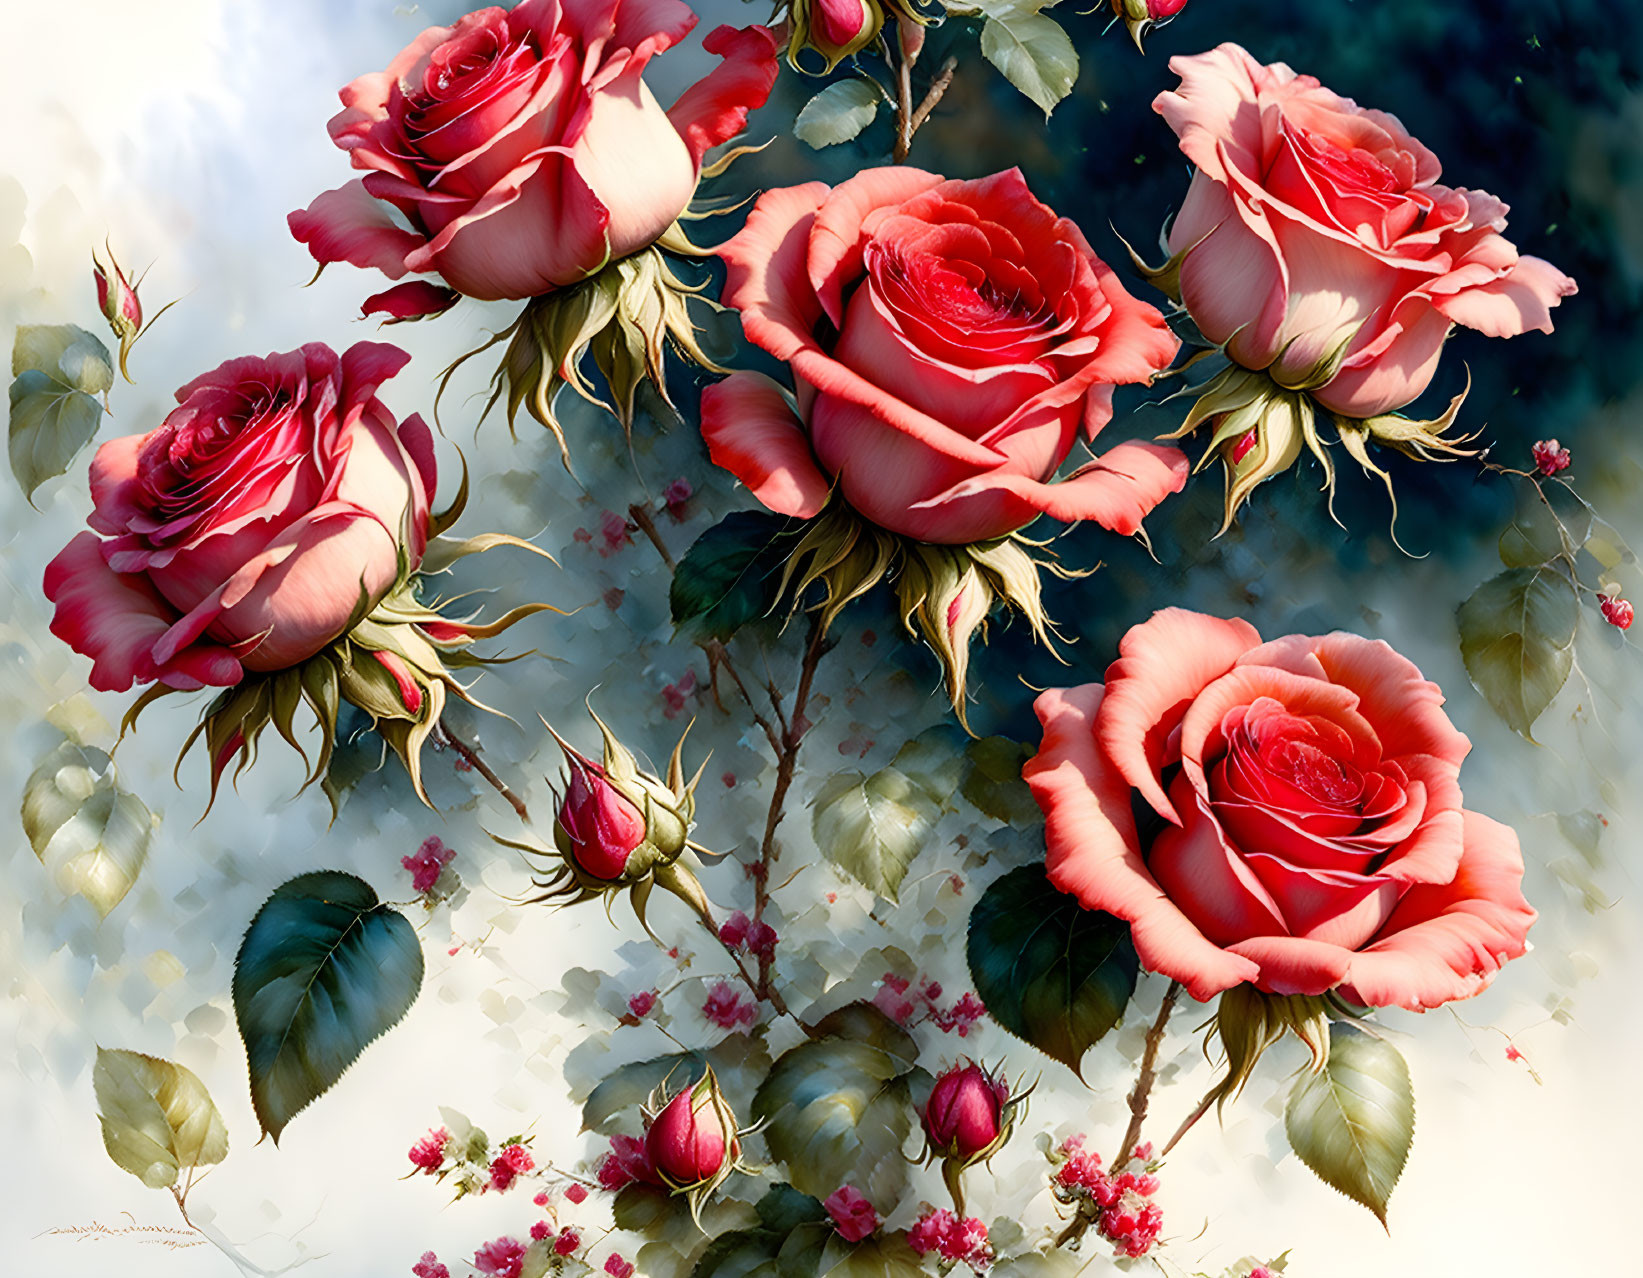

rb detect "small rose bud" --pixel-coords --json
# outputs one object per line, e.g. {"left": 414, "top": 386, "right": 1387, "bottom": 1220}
{"left": 556, "top": 746, "right": 647, "bottom": 880}
{"left": 1532, "top": 438, "right": 1571, "bottom": 476}
{"left": 1112, "top": 0, "right": 1189, "bottom": 45}
{"left": 643, "top": 1067, "right": 742, "bottom": 1195}
{"left": 1601, "top": 594, "right": 1634, "bottom": 631}
{"left": 923, "top": 1061, "right": 1013, "bottom": 1166}
{"left": 93, "top": 249, "right": 142, "bottom": 336}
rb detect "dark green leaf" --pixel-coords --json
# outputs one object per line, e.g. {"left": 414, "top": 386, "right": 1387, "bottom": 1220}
{"left": 966, "top": 863, "right": 1139, "bottom": 1075}
{"left": 671, "top": 510, "right": 800, "bottom": 641}
{"left": 233, "top": 870, "right": 423, "bottom": 1141}
{"left": 1457, "top": 566, "right": 1579, "bottom": 737}
{"left": 1284, "top": 1023, "right": 1414, "bottom": 1226}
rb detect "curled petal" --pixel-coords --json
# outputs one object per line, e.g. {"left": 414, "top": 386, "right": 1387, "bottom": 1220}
{"left": 699, "top": 372, "right": 830, "bottom": 518}
{"left": 288, "top": 181, "right": 425, "bottom": 278}
{"left": 666, "top": 25, "right": 780, "bottom": 171}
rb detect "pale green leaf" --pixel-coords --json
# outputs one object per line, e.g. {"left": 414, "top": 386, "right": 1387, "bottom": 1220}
{"left": 1457, "top": 566, "right": 1579, "bottom": 737}
{"left": 794, "top": 80, "right": 883, "bottom": 150}
{"left": 9, "top": 323, "right": 114, "bottom": 500}
{"left": 812, "top": 767, "right": 940, "bottom": 903}
{"left": 979, "top": 12, "right": 1078, "bottom": 118}
{"left": 1284, "top": 1024, "right": 1414, "bottom": 1225}
{"left": 24, "top": 739, "right": 154, "bottom": 918}
{"left": 94, "top": 1047, "right": 228, "bottom": 1189}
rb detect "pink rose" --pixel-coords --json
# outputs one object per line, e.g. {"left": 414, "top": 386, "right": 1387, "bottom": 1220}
{"left": 1025, "top": 609, "right": 1536, "bottom": 1010}
{"left": 290, "top": 1, "right": 778, "bottom": 317}
{"left": 822, "top": 1185, "right": 880, "bottom": 1242}
{"left": 922, "top": 1061, "right": 1011, "bottom": 1164}
{"left": 703, "top": 167, "right": 1186, "bottom": 545}
{"left": 44, "top": 343, "right": 434, "bottom": 692}
{"left": 1155, "top": 44, "right": 1575, "bottom": 419}
{"left": 644, "top": 1073, "right": 737, "bottom": 1189}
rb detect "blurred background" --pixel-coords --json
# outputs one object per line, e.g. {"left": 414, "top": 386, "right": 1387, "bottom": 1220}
{"left": 1, "top": 0, "right": 1638, "bottom": 1274}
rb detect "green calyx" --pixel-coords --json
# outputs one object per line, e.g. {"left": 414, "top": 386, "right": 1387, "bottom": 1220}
{"left": 1203, "top": 985, "right": 1337, "bottom": 1119}
{"left": 777, "top": 498, "right": 1078, "bottom": 732}
{"left": 1165, "top": 359, "right": 1478, "bottom": 541}
{"left": 440, "top": 238, "right": 724, "bottom": 473}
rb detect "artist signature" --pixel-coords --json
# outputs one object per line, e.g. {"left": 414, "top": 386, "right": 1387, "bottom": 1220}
{"left": 36, "top": 1213, "right": 206, "bottom": 1250}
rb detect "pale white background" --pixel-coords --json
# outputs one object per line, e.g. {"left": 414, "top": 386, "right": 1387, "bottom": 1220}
{"left": 1, "top": 3, "right": 1639, "bottom": 1277}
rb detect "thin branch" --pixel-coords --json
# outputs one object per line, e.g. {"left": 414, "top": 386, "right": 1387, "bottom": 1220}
{"left": 438, "top": 723, "right": 529, "bottom": 821}
{"left": 627, "top": 502, "right": 675, "bottom": 570}
{"left": 911, "top": 58, "right": 959, "bottom": 133}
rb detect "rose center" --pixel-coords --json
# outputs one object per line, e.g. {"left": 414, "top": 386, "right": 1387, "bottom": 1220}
{"left": 1262, "top": 737, "right": 1361, "bottom": 805}
{"left": 1298, "top": 126, "right": 1399, "bottom": 195}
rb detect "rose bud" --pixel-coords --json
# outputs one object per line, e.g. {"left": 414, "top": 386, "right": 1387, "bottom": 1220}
{"left": 556, "top": 749, "right": 648, "bottom": 880}
{"left": 1111, "top": 0, "right": 1189, "bottom": 48}
{"left": 923, "top": 1061, "right": 1015, "bottom": 1166}
{"left": 91, "top": 243, "right": 165, "bottom": 382}
{"left": 514, "top": 709, "right": 714, "bottom": 938}
{"left": 787, "top": 0, "right": 885, "bottom": 69}
{"left": 641, "top": 1066, "right": 748, "bottom": 1220}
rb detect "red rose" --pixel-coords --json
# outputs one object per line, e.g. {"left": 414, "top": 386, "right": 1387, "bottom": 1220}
{"left": 1025, "top": 609, "right": 1535, "bottom": 1010}
{"left": 702, "top": 167, "right": 1186, "bottom": 545}
{"left": 290, "top": 0, "right": 778, "bottom": 317}
{"left": 44, "top": 343, "right": 434, "bottom": 692}
{"left": 1155, "top": 44, "right": 1575, "bottom": 419}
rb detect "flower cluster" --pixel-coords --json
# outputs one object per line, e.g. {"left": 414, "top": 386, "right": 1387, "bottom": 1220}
{"left": 908, "top": 1208, "right": 993, "bottom": 1271}
{"left": 403, "top": 836, "right": 457, "bottom": 897}
{"left": 823, "top": 1185, "right": 880, "bottom": 1242}
{"left": 874, "top": 974, "right": 987, "bottom": 1035}
{"left": 1051, "top": 1138, "right": 1164, "bottom": 1259}
{"left": 718, "top": 910, "right": 778, "bottom": 960}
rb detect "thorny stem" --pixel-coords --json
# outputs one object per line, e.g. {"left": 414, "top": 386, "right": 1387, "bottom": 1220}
{"left": 752, "top": 612, "right": 834, "bottom": 997}
{"left": 888, "top": 27, "right": 958, "bottom": 164}
{"left": 438, "top": 723, "right": 530, "bottom": 821}
{"left": 1054, "top": 980, "right": 1183, "bottom": 1249}
{"left": 634, "top": 500, "right": 835, "bottom": 1025}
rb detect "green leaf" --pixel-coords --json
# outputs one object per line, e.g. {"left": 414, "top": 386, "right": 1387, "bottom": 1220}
{"left": 671, "top": 510, "right": 799, "bottom": 641}
{"left": 979, "top": 11, "right": 1078, "bottom": 118}
{"left": 689, "top": 1187, "right": 831, "bottom": 1278}
{"left": 960, "top": 736, "right": 1038, "bottom": 826}
{"left": 9, "top": 323, "right": 114, "bottom": 501}
{"left": 93, "top": 1047, "right": 228, "bottom": 1189}
{"left": 966, "top": 863, "right": 1139, "bottom": 1076}
{"left": 888, "top": 724, "right": 967, "bottom": 803}
{"left": 1284, "top": 1023, "right": 1414, "bottom": 1226}
{"left": 811, "top": 767, "right": 940, "bottom": 903}
{"left": 1497, "top": 483, "right": 1588, "bottom": 567}
{"left": 753, "top": 1006, "right": 922, "bottom": 1206}
{"left": 1457, "top": 566, "right": 1579, "bottom": 737}
{"left": 23, "top": 739, "right": 154, "bottom": 918}
{"left": 817, "top": 1233, "right": 925, "bottom": 1278}
{"left": 795, "top": 80, "right": 883, "bottom": 149}
{"left": 233, "top": 870, "right": 423, "bottom": 1142}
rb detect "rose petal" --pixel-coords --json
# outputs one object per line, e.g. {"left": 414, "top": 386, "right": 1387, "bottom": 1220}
{"left": 665, "top": 25, "right": 779, "bottom": 170}
{"left": 288, "top": 181, "right": 426, "bottom": 278}
{"left": 699, "top": 372, "right": 830, "bottom": 518}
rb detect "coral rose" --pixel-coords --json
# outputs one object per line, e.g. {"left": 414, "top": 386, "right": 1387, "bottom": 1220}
{"left": 1025, "top": 608, "right": 1535, "bottom": 1010}
{"left": 290, "top": 0, "right": 778, "bottom": 317}
{"left": 44, "top": 342, "right": 434, "bottom": 692}
{"left": 703, "top": 166, "right": 1185, "bottom": 545}
{"left": 1155, "top": 43, "right": 1575, "bottom": 419}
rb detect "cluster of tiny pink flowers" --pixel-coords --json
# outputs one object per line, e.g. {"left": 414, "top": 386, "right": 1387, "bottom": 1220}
{"left": 1249, "top": 1268, "right": 1277, "bottom": 1278}
{"left": 1532, "top": 438, "right": 1571, "bottom": 476}
{"left": 662, "top": 669, "right": 699, "bottom": 718}
{"left": 596, "top": 1133, "right": 655, "bottom": 1191}
{"left": 1601, "top": 591, "right": 1634, "bottom": 631}
{"left": 1052, "top": 1138, "right": 1164, "bottom": 1259}
{"left": 626, "top": 990, "right": 658, "bottom": 1019}
{"left": 662, "top": 477, "right": 693, "bottom": 520}
{"left": 555, "top": 1227, "right": 582, "bottom": 1257}
{"left": 908, "top": 1208, "right": 992, "bottom": 1270}
{"left": 488, "top": 1141, "right": 535, "bottom": 1193}
{"left": 402, "top": 836, "right": 456, "bottom": 895}
{"left": 605, "top": 1254, "right": 636, "bottom": 1278}
{"left": 874, "top": 974, "right": 987, "bottom": 1036}
{"left": 600, "top": 510, "right": 632, "bottom": 556}
{"left": 408, "top": 1126, "right": 451, "bottom": 1173}
{"left": 473, "top": 1236, "right": 527, "bottom": 1278}
{"left": 412, "top": 1252, "right": 450, "bottom": 1278}
{"left": 719, "top": 910, "right": 779, "bottom": 960}
{"left": 823, "top": 1184, "right": 880, "bottom": 1242}
{"left": 703, "top": 979, "right": 757, "bottom": 1030}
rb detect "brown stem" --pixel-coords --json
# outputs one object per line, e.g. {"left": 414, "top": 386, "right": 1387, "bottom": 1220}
{"left": 689, "top": 897, "right": 804, "bottom": 1027}
{"left": 892, "top": 39, "right": 917, "bottom": 163}
{"left": 1054, "top": 980, "right": 1183, "bottom": 1250}
{"left": 627, "top": 502, "right": 676, "bottom": 570}
{"left": 1161, "top": 1078, "right": 1220, "bottom": 1157}
{"left": 911, "top": 58, "right": 959, "bottom": 133}
{"left": 438, "top": 723, "right": 529, "bottom": 821}
{"left": 752, "top": 612, "right": 833, "bottom": 995}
